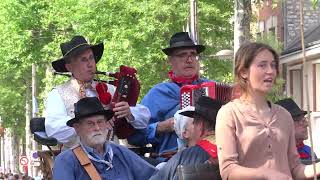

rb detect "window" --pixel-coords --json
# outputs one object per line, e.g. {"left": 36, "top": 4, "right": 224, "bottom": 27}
{"left": 290, "top": 69, "right": 303, "bottom": 107}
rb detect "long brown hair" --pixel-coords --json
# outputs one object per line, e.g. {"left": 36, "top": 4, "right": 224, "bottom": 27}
{"left": 234, "top": 42, "right": 279, "bottom": 93}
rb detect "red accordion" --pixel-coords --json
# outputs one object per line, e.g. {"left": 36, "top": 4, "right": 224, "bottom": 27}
{"left": 180, "top": 82, "right": 233, "bottom": 109}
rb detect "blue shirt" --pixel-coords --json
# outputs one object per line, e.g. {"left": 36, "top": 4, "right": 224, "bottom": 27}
{"left": 149, "top": 145, "right": 210, "bottom": 180}
{"left": 53, "top": 142, "right": 157, "bottom": 180}
{"left": 297, "top": 143, "right": 317, "bottom": 161}
{"left": 138, "top": 78, "right": 209, "bottom": 158}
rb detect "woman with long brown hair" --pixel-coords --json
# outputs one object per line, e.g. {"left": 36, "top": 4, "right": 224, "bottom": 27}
{"left": 216, "top": 42, "right": 320, "bottom": 179}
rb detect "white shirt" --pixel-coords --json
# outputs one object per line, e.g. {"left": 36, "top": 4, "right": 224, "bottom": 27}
{"left": 44, "top": 88, "right": 150, "bottom": 144}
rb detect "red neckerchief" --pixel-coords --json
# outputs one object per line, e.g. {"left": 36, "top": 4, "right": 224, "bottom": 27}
{"left": 168, "top": 70, "right": 198, "bottom": 84}
{"left": 196, "top": 139, "right": 218, "bottom": 159}
{"left": 296, "top": 142, "right": 310, "bottom": 159}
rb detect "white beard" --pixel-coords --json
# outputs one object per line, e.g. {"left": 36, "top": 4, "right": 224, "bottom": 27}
{"left": 85, "top": 131, "right": 107, "bottom": 146}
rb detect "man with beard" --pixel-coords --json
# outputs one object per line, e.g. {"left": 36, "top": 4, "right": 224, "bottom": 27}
{"left": 276, "top": 98, "right": 318, "bottom": 164}
{"left": 45, "top": 35, "right": 150, "bottom": 148}
{"left": 53, "top": 97, "right": 156, "bottom": 180}
{"left": 133, "top": 32, "right": 208, "bottom": 161}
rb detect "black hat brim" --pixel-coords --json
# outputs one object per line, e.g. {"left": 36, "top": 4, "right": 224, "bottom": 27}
{"left": 66, "top": 109, "right": 114, "bottom": 127}
{"left": 292, "top": 111, "right": 307, "bottom": 119}
{"left": 52, "top": 42, "right": 104, "bottom": 72}
{"left": 179, "top": 110, "right": 197, "bottom": 118}
{"left": 162, "top": 44, "right": 205, "bottom": 56}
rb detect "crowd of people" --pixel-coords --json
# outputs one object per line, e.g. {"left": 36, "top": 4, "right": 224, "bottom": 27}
{"left": 36, "top": 31, "right": 320, "bottom": 179}
{"left": 0, "top": 172, "right": 36, "bottom": 180}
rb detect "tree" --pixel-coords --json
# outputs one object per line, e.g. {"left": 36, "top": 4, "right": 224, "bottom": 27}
{"left": 39, "top": 0, "right": 234, "bottom": 98}
{"left": 0, "top": 1, "right": 234, "bottom": 172}
{"left": 234, "top": 0, "right": 252, "bottom": 52}
{"left": 312, "top": 0, "right": 319, "bottom": 7}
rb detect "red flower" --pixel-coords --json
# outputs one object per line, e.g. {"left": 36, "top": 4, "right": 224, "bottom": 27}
{"left": 96, "top": 82, "right": 112, "bottom": 105}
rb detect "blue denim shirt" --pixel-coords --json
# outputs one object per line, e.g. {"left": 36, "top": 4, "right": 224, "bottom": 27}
{"left": 53, "top": 142, "right": 157, "bottom": 180}
{"left": 138, "top": 78, "right": 209, "bottom": 160}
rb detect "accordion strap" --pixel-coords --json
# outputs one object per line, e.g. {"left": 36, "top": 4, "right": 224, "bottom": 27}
{"left": 73, "top": 145, "right": 102, "bottom": 180}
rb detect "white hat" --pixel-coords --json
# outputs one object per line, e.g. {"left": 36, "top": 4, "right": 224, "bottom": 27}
{"left": 174, "top": 106, "right": 195, "bottom": 139}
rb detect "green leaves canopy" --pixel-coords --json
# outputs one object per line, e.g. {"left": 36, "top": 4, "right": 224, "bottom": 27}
{"left": 0, "top": 0, "right": 233, "bottom": 130}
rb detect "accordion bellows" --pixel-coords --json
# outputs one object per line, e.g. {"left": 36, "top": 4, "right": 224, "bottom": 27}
{"left": 180, "top": 82, "right": 233, "bottom": 109}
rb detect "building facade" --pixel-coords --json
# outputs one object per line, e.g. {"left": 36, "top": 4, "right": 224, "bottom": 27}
{"left": 257, "top": 0, "right": 320, "bottom": 156}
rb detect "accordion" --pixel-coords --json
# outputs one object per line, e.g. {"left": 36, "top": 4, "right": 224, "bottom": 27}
{"left": 180, "top": 82, "right": 233, "bottom": 109}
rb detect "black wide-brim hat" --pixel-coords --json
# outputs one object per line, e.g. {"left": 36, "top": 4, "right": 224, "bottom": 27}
{"left": 275, "top": 98, "right": 307, "bottom": 120}
{"left": 162, "top": 32, "right": 206, "bottom": 56}
{"left": 67, "top": 97, "right": 114, "bottom": 127}
{"left": 52, "top": 35, "right": 104, "bottom": 72}
{"left": 180, "top": 96, "right": 223, "bottom": 123}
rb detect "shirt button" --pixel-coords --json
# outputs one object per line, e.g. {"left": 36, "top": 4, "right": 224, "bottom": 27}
{"left": 268, "top": 144, "right": 271, "bottom": 148}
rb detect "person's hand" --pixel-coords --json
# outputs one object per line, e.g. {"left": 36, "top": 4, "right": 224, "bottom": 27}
{"left": 113, "top": 101, "right": 132, "bottom": 119}
{"left": 261, "top": 169, "right": 293, "bottom": 180}
{"left": 156, "top": 117, "right": 174, "bottom": 133}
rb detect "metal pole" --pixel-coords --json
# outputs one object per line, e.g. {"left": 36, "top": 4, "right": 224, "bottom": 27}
{"left": 299, "top": 0, "right": 317, "bottom": 179}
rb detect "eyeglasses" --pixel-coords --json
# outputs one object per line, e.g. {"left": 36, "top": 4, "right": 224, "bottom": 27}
{"left": 83, "top": 119, "right": 107, "bottom": 129}
{"left": 173, "top": 52, "right": 198, "bottom": 61}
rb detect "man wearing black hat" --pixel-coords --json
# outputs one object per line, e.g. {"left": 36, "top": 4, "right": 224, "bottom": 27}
{"left": 53, "top": 97, "right": 156, "bottom": 180}
{"left": 149, "top": 96, "right": 222, "bottom": 180}
{"left": 137, "top": 32, "right": 209, "bottom": 161}
{"left": 276, "top": 98, "right": 318, "bottom": 164}
{"left": 45, "top": 36, "right": 150, "bottom": 148}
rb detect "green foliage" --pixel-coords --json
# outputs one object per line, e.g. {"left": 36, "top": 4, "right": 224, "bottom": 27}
{"left": 0, "top": 0, "right": 51, "bottom": 132}
{"left": 256, "top": 33, "right": 283, "bottom": 54}
{"left": 312, "top": 0, "right": 319, "bottom": 7}
{"left": 0, "top": 0, "right": 234, "bottom": 136}
{"left": 201, "top": 59, "right": 233, "bottom": 83}
{"left": 266, "top": 78, "right": 287, "bottom": 103}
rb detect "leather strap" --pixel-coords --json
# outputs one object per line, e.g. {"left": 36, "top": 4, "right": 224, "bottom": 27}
{"left": 72, "top": 146, "right": 102, "bottom": 180}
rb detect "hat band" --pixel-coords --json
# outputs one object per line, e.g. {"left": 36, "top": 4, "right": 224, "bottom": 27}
{"left": 170, "top": 41, "right": 196, "bottom": 48}
{"left": 64, "top": 43, "right": 89, "bottom": 57}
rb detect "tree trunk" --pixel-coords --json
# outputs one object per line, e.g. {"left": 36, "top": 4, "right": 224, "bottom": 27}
{"left": 189, "top": 0, "right": 198, "bottom": 43}
{"left": 1, "top": 135, "right": 4, "bottom": 172}
{"left": 234, "top": 0, "right": 252, "bottom": 52}
{"left": 25, "top": 74, "right": 32, "bottom": 176}
{"left": 12, "top": 130, "right": 20, "bottom": 174}
{"left": 5, "top": 128, "right": 20, "bottom": 174}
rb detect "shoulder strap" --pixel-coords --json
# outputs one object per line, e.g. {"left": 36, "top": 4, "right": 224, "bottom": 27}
{"left": 72, "top": 146, "right": 102, "bottom": 180}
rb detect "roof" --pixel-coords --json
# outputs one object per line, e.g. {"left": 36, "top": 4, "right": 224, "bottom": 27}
{"left": 282, "top": 24, "right": 320, "bottom": 55}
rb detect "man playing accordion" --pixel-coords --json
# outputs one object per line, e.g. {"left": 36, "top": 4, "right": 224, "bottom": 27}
{"left": 44, "top": 35, "right": 150, "bottom": 149}
{"left": 138, "top": 32, "right": 232, "bottom": 162}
